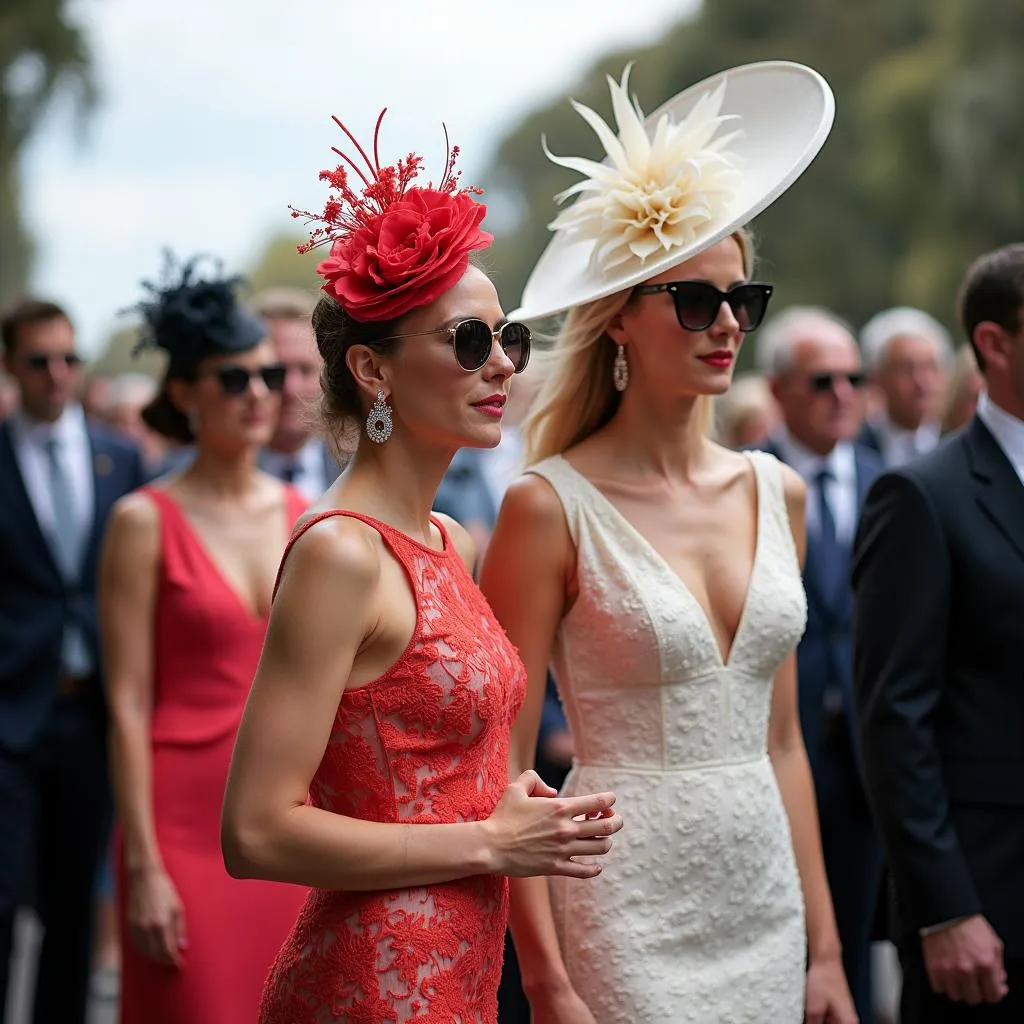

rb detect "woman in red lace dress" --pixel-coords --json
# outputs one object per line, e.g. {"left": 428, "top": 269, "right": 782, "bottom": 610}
{"left": 220, "top": 112, "right": 623, "bottom": 1023}
{"left": 100, "top": 256, "right": 309, "bottom": 1024}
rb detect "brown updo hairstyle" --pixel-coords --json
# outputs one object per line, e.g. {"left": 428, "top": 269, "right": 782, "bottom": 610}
{"left": 311, "top": 294, "right": 402, "bottom": 452}
{"left": 140, "top": 374, "right": 196, "bottom": 445}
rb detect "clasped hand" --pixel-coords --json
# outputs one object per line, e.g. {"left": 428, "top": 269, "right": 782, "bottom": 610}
{"left": 483, "top": 770, "right": 622, "bottom": 878}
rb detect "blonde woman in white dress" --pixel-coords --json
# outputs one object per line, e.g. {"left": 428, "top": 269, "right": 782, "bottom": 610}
{"left": 480, "top": 62, "right": 857, "bottom": 1023}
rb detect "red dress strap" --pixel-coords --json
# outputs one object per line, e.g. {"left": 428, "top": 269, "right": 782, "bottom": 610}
{"left": 273, "top": 509, "right": 452, "bottom": 599}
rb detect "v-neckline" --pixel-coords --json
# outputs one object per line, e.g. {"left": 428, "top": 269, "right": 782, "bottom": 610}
{"left": 160, "top": 488, "right": 292, "bottom": 623}
{"left": 555, "top": 453, "right": 764, "bottom": 668}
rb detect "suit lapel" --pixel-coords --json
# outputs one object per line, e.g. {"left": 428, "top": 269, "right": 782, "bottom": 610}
{"left": 967, "top": 417, "right": 1024, "bottom": 563}
{"left": 0, "top": 420, "right": 62, "bottom": 578}
{"left": 85, "top": 429, "right": 121, "bottom": 563}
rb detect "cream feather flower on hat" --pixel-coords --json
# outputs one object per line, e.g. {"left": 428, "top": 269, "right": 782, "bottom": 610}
{"left": 543, "top": 65, "right": 743, "bottom": 271}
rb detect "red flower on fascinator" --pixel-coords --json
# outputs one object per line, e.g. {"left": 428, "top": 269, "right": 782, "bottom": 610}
{"left": 291, "top": 110, "right": 493, "bottom": 322}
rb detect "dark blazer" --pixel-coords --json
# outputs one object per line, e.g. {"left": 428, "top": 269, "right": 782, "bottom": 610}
{"left": 758, "top": 438, "right": 884, "bottom": 776}
{"left": 856, "top": 419, "right": 884, "bottom": 457}
{"left": 0, "top": 418, "right": 146, "bottom": 753}
{"left": 433, "top": 448, "right": 497, "bottom": 532}
{"left": 852, "top": 416, "right": 1024, "bottom": 955}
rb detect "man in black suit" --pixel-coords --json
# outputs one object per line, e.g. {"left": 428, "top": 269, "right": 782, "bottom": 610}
{"left": 755, "top": 305, "right": 885, "bottom": 1023}
{"left": 0, "top": 298, "right": 145, "bottom": 1023}
{"left": 853, "top": 243, "right": 1024, "bottom": 1021}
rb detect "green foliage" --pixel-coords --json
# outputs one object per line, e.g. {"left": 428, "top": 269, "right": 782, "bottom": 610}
{"left": 479, "top": 0, "right": 1024, "bottom": 371}
{"left": 0, "top": 0, "right": 96, "bottom": 305}
{"left": 245, "top": 233, "right": 323, "bottom": 295}
{"left": 86, "top": 326, "right": 166, "bottom": 380}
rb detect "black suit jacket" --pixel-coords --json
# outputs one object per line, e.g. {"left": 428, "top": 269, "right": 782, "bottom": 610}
{"left": 0, "top": 418, "right": 146, "bottom": 753}
{"left": 852, "top": 416, "right": 1024, "bottom": 955}
{"left": 757, "top": 439, "right": 884, "bottom": 778}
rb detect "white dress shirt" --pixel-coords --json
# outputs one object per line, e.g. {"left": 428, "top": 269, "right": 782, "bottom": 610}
{"left": 775, "top": 430, "right": 859, "bottom": 545}
{"left": 873, "top": 416, "right": 940, "bottom": 467}
{"left": 9, "top": 403, "right": 94, "bottom": 554}
{"left": 262, "top": 438, "right": 331, "bottom": 502}
{"left": 976, "top": 392, "right": 1024, "bottom": 486}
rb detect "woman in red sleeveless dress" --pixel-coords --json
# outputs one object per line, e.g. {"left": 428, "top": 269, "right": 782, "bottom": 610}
{"left": 221, "top": 113, "right": 623, "bottom": 1023}
{"left": 99, "top": 257, "right": 309, "bottom": 1023}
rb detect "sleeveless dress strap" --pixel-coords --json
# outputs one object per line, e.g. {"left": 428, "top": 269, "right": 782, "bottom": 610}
{"left": 746, "top": 450, "right": 800, "bottom": 569}
{"left": 273, "top": 509, "right": 451, "bottom": 600}
{"left": 525, "top": 456, "right": 593, "bottom": 546}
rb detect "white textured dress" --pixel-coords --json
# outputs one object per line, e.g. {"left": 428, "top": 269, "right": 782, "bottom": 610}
{"left": 529, "top": 450, "right": 807, "bottom": 1023}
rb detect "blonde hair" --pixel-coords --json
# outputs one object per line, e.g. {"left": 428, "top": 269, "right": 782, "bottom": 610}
{"left": 523, "top": 228, "right": 755, "bottom": 465}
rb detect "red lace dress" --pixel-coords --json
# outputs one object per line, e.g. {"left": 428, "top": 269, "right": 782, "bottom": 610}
{"left": 258, "top": 511, "right": 526, "bottom": 1024}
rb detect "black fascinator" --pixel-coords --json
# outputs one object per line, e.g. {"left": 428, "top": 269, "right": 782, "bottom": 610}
{"left": 129, "top": 252, "right": 266, "bottom": 378}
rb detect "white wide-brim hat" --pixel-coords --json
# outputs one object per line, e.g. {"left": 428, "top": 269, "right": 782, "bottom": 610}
{"left": 511, "top": 60, "right": 835, "bottom": 322}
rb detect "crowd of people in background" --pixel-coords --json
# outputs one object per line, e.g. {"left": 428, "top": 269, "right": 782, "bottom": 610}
{"left": 0, "top": 254, "right": 1013, "bottom": 1024}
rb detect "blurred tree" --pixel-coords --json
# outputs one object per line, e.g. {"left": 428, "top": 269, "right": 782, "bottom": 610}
{"left": 89, "top": 233, "right": 320, "bottom": 375}
{"left": 245, "top": 232, "right": 322, "bottom": 294}
{"left": 86, "top": 325, "right": 165, "bottom": 379}
{"left": 0, "top": 0, "right": 97, "bottom": 306}
{"left": 480, "top": 0, "right": 1024, "bottom": 369}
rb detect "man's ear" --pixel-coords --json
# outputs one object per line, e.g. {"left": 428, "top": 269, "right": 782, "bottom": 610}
{"left": 972, "top": 321, "right": 1010, "bottom": 375}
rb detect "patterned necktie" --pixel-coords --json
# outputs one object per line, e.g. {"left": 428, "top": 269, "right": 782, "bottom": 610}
{"left": 45, "top": 436, "right": 92, "bottom": 675}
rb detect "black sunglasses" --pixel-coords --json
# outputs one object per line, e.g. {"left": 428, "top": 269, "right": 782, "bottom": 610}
{"left": 633, "top": 281, "right": 774, "bottom": 333}
{"left": 379, "top": 319, "right": 532, "bottom": 373}
{"left": 808, "top": 371, "right": 866, "bottom": 393}
{"left": 206, "top": 364, "right": 287, "bottom": 396}
{"left": 24, "top": 353, "right": 82, "bottom": 371}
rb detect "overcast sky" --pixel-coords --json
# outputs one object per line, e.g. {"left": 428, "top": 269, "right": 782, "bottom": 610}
{"left": 21, "top": 0, "right": 697, "bottom": 356}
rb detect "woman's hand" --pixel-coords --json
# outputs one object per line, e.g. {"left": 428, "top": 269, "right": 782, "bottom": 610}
{"left": 805, "top": 955, "right": 858, "bottom": 1024}
{"left": 127, "top": 867, "right": 187, "bottom": 968}
{"left": 529, "top": 983, "right": 598, "bottom": 1023}
{"left": 482, "top": 770, "right": 621, "bottom": 878}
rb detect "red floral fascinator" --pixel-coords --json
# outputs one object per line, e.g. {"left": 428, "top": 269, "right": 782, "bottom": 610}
{"left": 291, "top": 110, "right": 493, "bottom": 323}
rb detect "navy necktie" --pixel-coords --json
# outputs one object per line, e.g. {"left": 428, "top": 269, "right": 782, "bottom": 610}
{"left": 814, "top": 466, "right": 847, "bottom": 602}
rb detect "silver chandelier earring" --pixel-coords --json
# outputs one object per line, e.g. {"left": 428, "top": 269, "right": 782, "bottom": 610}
{"left": 365, "top": 390, "right": 393, "bottom": 444}
{"left": 613, "top": 344, "right": 629, "bottom": 392}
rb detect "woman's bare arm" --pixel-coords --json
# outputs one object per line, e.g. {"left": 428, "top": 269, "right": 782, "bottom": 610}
{"left": 222, "top": 514, "right": 619, "bottom": 892}
{"left": 101, "top": 493, "right": 163, "bottom": 874}
{"left": 768, "top": 465, "right": 843, "bottom": 963}
{"left": 479, "top": 475, "right": 598, "bottom": 1000}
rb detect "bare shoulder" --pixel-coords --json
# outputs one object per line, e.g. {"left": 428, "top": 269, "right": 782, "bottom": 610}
{"left": 279, "top": 513, "right": 383, "bottom": 595}
{"left": 107, "top": 489, "right": 160, "bottom": 544}
{"left": 431, "top": 511, "right": 476, "bottom": 572}
{"left": 777, "top": 461, "right": 807, "bottom": 512}
{"left": 500, "top": 472, "right": 569, "bottom": 536}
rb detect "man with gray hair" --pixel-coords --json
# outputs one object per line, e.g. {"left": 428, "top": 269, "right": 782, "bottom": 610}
{"left": 858, "top": 307, "right": 953, "bottom": 465}
{"left": 755, "top": 305, "right": 885, "bottom": 1024}
{"left": 252, "top": 287, "right": 342, "bottom": 501}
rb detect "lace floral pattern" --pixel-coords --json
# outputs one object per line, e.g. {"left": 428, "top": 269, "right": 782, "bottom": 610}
{"left": 531, "top": 452, "right": 808, "bottom": 1023}
{"left": 259, "top": 513, "right": 525, "bottom": 1024}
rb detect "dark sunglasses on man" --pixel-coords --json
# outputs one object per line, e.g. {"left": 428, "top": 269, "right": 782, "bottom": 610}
{"left": 202, "top": 364, "right": 287, "bottom": 396}
{"left": 808, "top": 371, "right": 866, "bottom": 393}
{"left": 23, "top": 353, "right": 83, "bottom": 371}
{"left": 379, "top": 319, "right": 532, "bottom": 373}
{"left": 633, "top": 281, "right": 775, "bottom": 333}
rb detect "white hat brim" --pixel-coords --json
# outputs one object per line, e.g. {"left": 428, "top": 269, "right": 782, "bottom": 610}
{"left": 510, "top": 60, "right": 835, "bottom": 322}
